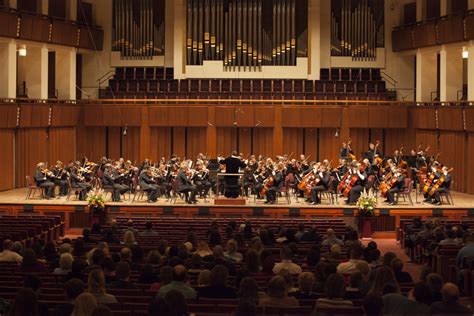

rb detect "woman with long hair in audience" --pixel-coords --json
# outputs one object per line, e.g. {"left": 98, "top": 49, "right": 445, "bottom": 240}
{"left": 314, "top": 273, "right": 353, "bottom": 310}
{"left": 368, "top": 265, "right": 400, "bottom": 296}
{"left": 72, "top": 292, "right": 98, "bottom": 316}
{"left": 16, "top": 248, "right": 48, "bottom": 273}
{"left": 87, "top": 269, "right": 117, "bottom": 304}
{"left": 122, "top": 231, "right": 137, "bottom": 247}
{"left": 224, "top": 239, "right": 243, "bottom": 263}
{"left": 194, "top": 241, "right": 213, "bottom": 257}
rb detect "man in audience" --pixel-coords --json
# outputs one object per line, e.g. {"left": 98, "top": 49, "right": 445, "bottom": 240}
{"left": 290, "top": 272, "right": 317, "bottom": 299}
{"left": 322, "top": 228, "right": 344, "bottom": 247}
{"left": 272, "top": 246, "right": 302, "bottom": 275}
{"left": 259, "top": 275, "right": 299, "bottom": 307}
{"left": 123, "top": 219, "right": 139, "bottom": 235}
{"left": 336, "top": 245, "right": 365, "bottom": 274}
{"left": 157, "top": 264, "right": 196, "bottom": 300}
{"left": 0, "top": 239, "right": 23, "bottom": 263}
{"left": 197, "top": 265, "right": 237, "bottom": 298}
{"left": 53, "top": 278, "right": 85, "bottom": 316}
{"left": 457, "top": 234, "right": 474, "bottom": 268}
{"left": 430, "top": 282, "right": 472, "bottom": 315}
{"left": 438, "top": 229, "right": 461, "bottom": 246}
{"left": 140, "top": 221, "right": 159, "bottom": 237}
{"left": 205, "top": 245, "right": 236, "bottom": 275}
{"left": 107, "top": 261, "right": 137, "bottom": 289}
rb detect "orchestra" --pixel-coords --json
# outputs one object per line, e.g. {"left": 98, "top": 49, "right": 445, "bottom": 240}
{"left": 31, "top": 141, "right": 453, "bottom": 206}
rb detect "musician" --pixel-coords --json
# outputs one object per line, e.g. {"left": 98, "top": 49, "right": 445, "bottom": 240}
{"left": 177, "top": 163, "right": 198, "bottom": 204}
{"left": 193, "top": 161, "right": 211, "bottom": 198}
{"left": 430, "top": 166, "right": 451, "bottom": 206}
{"left": 299, "top": 154, "right": 310, "bottom": 172}
{"left": 138, "top": 167, "right": 160, "bottom": 203}
{"left": 340, "top": 142, "right": 350, "bottom": 159}
{"left": 52, "top": 160, "right": 68, "bottom": 197}
{"left": 264, "top": 163, "right": 285, "bottom": 204}
{"left": 385, "top": 168, "right": 406, "bottom": 205}
{"left": 34, "top": 162, "right": 55, "bottom": 199}
{"left": 366, "top": 142, "right": 382, "bottom": 164}
{"left": 103, "top": 164, "right": 129, "bottom": 202}
{"left": 70, "top": 161, "right": 91, "bottom": 200}
{"left": 310, "top": 164, "right": 330, "bottom": 205}
{"left": 218, "top": 151, "right": 247, "bottom": 198}
{"left": 346, "top": 163, "right": 368, "bottom": 205}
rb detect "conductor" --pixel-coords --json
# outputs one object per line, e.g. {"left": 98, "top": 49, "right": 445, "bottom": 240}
{"left": 218, "top": 151, "right": 247, "bottom": 198}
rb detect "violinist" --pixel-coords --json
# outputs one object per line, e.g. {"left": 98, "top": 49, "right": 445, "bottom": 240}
{"left": 309, "top": 164, "right": 330, "bottom": 205}
{"left": 177, "top": 162, "right": 198, "bottom": 204}
{"left": 346, "top": 163, "right": 368, "bottom": 205}
{"left": 430, "top": 166, "right": 451, "bottom": 206}
{"left": 103, "top": 164, "right": 129, "bottom": 202}
{"left": 34, "top": 162, "right": 56, "bottom": 199}
{"left": 193, "top": 161, "right": 211, "bottom": 198}
{"left": 70, "top": 161, "right": 91, "bottom": 200}
{"left": 52, "top": 160, "right": 69, "bottom": 197}
{"left": 299, "top": 154, "right": 310, "bottom": 173}
{"left": 264, "top": 162, "right": 285, "bottom": 205}
{"left": 139, "top": 167, "right": 160, "bottom": 203}
{"left": 385, "top": 168, "right": 406, "bottom": 206}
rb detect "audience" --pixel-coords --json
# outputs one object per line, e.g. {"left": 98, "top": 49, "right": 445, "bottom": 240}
{"left": 16, "top": 248, "right": 48, "bottom": 273}
{"left": 140, "top": 221, "right": 159, "bottom": 237}
{"left": 430, "top": 282, "right": 472, "bottom": 315}
{"left": 53, "top": 278, "right": 86, "bottom": 316}
{"left": 87, "top": 269, "right": 118, "bottom": 304}
{"left": 71, "top": 292, "right": 97, "bottom": 316}
{"left": 224, "top": 239, "right": 243, "bottom": 263}
{"left": 390, "top": 257, "right": 413, "bottom": 283}
{"left": 107, "top": 261, "right": 137, "bottom": 289}
{"left": 197, "top": 265, "right": 237, "bottom": 299}
{"left": 314, "top": 273, "right": 353, "bottom": 309}
{"left": 0, "top": 240, "right": 23, "bottom": 263}
{"left": 53, "top": 253, "right": 74, "bottom": 275}
{"left": 322, "top": 228, "right": 344, "bottom": 247}
{"left": 290, "top": 272, "right": 318, "bottom": 299}
{"left": 272, "top": 246, "right": 302, "bottom": 275}
{"left": 336, "top": 245, "right": 365, "bottom": 274}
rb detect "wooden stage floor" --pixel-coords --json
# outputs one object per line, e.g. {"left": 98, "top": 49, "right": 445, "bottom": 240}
{"left": 0, "top": 187, "right": 473, "bottom": 210}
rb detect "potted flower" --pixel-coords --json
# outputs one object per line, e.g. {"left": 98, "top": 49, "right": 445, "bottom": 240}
{"left": 86, "top": 187, "right": 107, "bottom": 225}
{"left": 356, "top": 190, "right": 376, "bottom": 239}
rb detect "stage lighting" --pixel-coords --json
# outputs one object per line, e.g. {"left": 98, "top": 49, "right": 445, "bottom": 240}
{"left": 18, "top": 46, "right": 27, "bottom": 57}
{"left": 122, "top": 126, "right": 128, "bottom": 136}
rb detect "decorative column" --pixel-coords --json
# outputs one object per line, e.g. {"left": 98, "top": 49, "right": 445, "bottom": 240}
{"left": 55, "top": 48, "right": 77, "bottom": 100}
{"left": 0, "top": 40, "right": 17, "bottom": 99}
{"left": 439, "top": 45, "right": 463, "bottom": 102}
{"left": 416, "top": 49, "right": 437, "bottom": 102}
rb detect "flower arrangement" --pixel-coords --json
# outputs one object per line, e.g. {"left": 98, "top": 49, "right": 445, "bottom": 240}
{"left": 356, "top": 189, "right": 376, "bottom": 218}
{"left": 86, "top": 187, "right": 107, "bottom": 213}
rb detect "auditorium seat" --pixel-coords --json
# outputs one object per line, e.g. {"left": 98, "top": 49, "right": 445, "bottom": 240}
{"left": 351, "top": 68, "right": 361, "bottom": 80}
{"left": 135, "top": 68, "right": 144, "bottom": 80}
{"left": 252, "top": 79, "right": 262, "bottom": 93}
{"left": 179, "top": 80, "right": 189, "bottom": 93}
{"left": 156, "top": 67, "right": 164, "bottom": 79}
{"left": 108, "top": 79, "right": 118, "bottom": 92}
{"left": 330, "top": 68, "right": 340, "bottom": 81}
{"left": 165, "top": 68, "right": 174, "bottom": 79}
{"left": 293, "top": 80, "right": 303, "bottom": 94}
{"left": 325, "top": 81, "right": 336, "bottom": 93}
{"left": 125, "top": 68, "right": 134, "bottom": 79}
{"left": 320, "top": 68, "right": 330, "bottom": 80}
{"left": 283, "top": 79, "right": 293, "bottom": 93}
{"left": 138, "top": 80, "right": 148, "bottom": 92}
{"left": 262, "top": 80, "right": 272, "bottom": 93}
{"left": 189, "top": 79, "right": 200, "bottom": 92}
{"left": 361, "top": 68, "right": 370, "bottom": 81}
{"left": 148, "top": 80, "right": 159, "bottom": 92}
{"left": 118, "top": 81, "right": 127, "bottom": 92}
{"left": 168, "top": 80, "right": 179, "bottom": 92}
{"left": 200, "top": 79, "right": 210, "bottom": 93}
{"left": 345, "top": 81, "right": 355, "bottom": 93}
{"left": 341, "top": 68, "right": 350, "bottom": 81}
{"left": 210, "top": 79, "right": 220, "bottom": 92}
{"left": 232, "top": 80, "right": 243, "bottom": 93}
{"left": 221, "top": 80, "right": 230, "bottom": 92}
{"left": 273, "top": 80, "right": 283, "bottom": 93}
{"left": 145, "top": 67, "right": 155, "bottom": 79}
{"left": 356, "top": 81, "right": 366, "bottom": 93}
{"left": 372, "top": 68, "right": 381, "bottom": 81}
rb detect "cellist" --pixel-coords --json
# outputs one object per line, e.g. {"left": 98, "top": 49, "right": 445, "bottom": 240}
{"left": 425, "top": 166, "right": 451, "bottom": 206}
{"left": 264, "top": 162, "right": 285, "bottom": 205}
{"left": 423, "top": 163, "right": 441, "bottom": 204}
{"left": 346, "top": 162, "right": 368, "bottom": 205}
{"left": 385, "top": 168, "right": 406, "bottom": 205}
{"left": 309, "top": 164, "right": 330, "bottom": 205}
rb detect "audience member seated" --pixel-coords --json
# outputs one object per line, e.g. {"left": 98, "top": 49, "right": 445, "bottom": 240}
{"left": 53, "top": 253, "right": 74, "bottom": 275}
{"left": 344, "top": 271, "right": 364, "bottom": 300}
{"left": 438, "top": 229, "right": 461, "bottom": 246}
{"left": 408, "top": 282, "right": 432, "bottom": 315}
{"left": 0, "top": 240, "right": 23, "bottom": 263}
{"left": 290, "top": 272, "right": 318, "bottom": 299}
{"left": 326, "top": 244, "right": 345, "bottom": 262}
{"left": 122, "top": 231, "right": 137, "bottom": 248}
{"left": 314, "top": 273, "right": 353, "bottom": 309}
{"left": 390, "top": 257, "right": 413, "bottom": 283}
{"left": 91, "top": 305, "right": 113, "bottom": 316}
{"left": 272, "top": 246, "right": 302, "bottom": 275}
{"left": 456, "top": 234, "right": 474, "bottom": 267}
{"left": 8, "top": 288, "right": 48, "bottom": 316}
{"left": 337, "top": 245, "right": 365, "bottom": 274}
{"left": 197, "top": 269, "right": 211, "bottom": 288}
{"left": 138, "top": 263, "right": 159, "bottom": 284}
{"left": 344, "top": 229, "right": 362, "bottom": 248}
{"left": 197, "top": 265, "right": 237, "bottom": 299}
{"left": 123, "top": 219, "right": 139, "bottom": 235}
{"left": 303, "top": 246, "right": 321, "bottom": 268}
{"left": 16, "top": 248, "right": 48, "bottom": 273}
{"left": 430, "top": 283, "right": 472, "bottom": 315}
{"left": 53, "top": 278, "right": 86, "bottom": 316}
{"left": 322, "top": 228, "right": 344, "bottom": 247}
{"left": 238, "top": 277, "right": 266, "bottom": 304}
{"left": 426, "top": 273, "right": 444, "bottom": 303}
{"left": 224, "top": 239, "right": 243, "bottom": 263}
{"left": 87, "top": 269, "right": 118, "bottom": 304}
{"left": 107, "top": 261, "right": 137, "bottom": 289}
{"left": 258, "top": 276, "right": 299, "bottom": 307}
{"left": 157, "top": 264, "right": 197, "bottom": 300}
{"left": 278, "top": 269, "right": 298, "bottom": 294}
{"left": 140, "top": 221, "right": 159, "bottom": 237}
{"left": 150, "top": 265, "right": 173, "bottom": 292}
{"left": 150, "top": 290, "right": 189, "bottom": 316}
{"left": 205, "top": 245, "right": 236, "bottom": 275}
{"left": 195, "top": 241, "right": 213, "bottom": 258}
{"left": 72, "top": 292, "right": 98, "bottom": 316}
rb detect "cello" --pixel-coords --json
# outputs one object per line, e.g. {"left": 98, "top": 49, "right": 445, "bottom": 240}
{"left": 428, "top": 167, "right": 453, "bottom": 196}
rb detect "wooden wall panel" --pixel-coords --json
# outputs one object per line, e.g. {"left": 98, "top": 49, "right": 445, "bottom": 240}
{"left": 349, "top": 129, "right": 369, "bottom": 158}
{"left": 385, "top": 128, "right": 416, "bottom": 157}
{"left": 414, "top": 108, "right": 436, "bottom": 129}
{"left": 437, "top": 108, "right": 463, "bottom": 131}
{"left": 304, "top": 128, "right": 318, "bottom": 161}
{"left": 102, "top": 107, "right": 122, "bottom": 126}
{"left": 321, "top": 107, "right": 342, "bottom": 127}
{"left": 0, "top": 130, "right": 14, "bottom": 191}
{"left": 186, "top": 127, "right": 207, "bottom": 159}
{"left": 415, "top": 130, "right": 439, "bottom": 155}
{"left": 254, "top": 107, "right": 274, "bottom": 127}
{"left": 149, "top": 127, "right": 172, "bottom": 161}
{"left": 388, "top": 107, "right": 408, "bottom": 128}
{"left": 369, "top": 108, "right": 389, "bottom": 128}
{"left": 169, "top": 107, "right": 189, "bottom": 126}
{"left": 15, "top": 129, "right": 49, "bottom": 187}
{"left": 187, "top": 107, "right": 208, "bottom": 127}
{"left": 122, "top": 127, "right": 141, "bottom": 163}
{"left": 121, "top": 107, "right": 142, "bottom": 127}
{"left": 107, "top": 127, "right": 121, "bottom": 160}
{"left": 149, "top": 107, "right": 169, "bottom": 126}
{"left": 215, "top": 107, "right": 235, "bottom": 127}
{"left": 235, "top": 107, "right": 255, "bottom": 127}
{"left": 216, "top": 128, "right": 237, "bottom": 156}
{"left": 301, "top": 108, "right": 322, "bottom": 127}
{"left": 51, "top": 105, "right": 80, "bottom": 127}
{"left": 438, "top": 132, "right": 466, "bottom": 192}
{"left": 172, "top": 127, "right": 186, "bottom": 158}
{"left": 19, "top": 105, "right": 49, "bottom": 127}
{"left": 0, "top": 105, "right": 18, "bottom": 128}
{"left": 83, "top": 106, "right": 104, "bottom": 126}
{"left": 466, "top": 133, "right": 474, "bottom": 194}
{"left": 238, "top": 128, "right": 252, "bottom": 156}
{"left": 282, "top": 128, "right": 304, "bottom": 157}
{"left": 76, "top": 126, "right": 106, "bottom": 162}
{"left": 318, "top": 129, "right": 340, "bottom": 163}
{"left": 348, "top": 108, "right": 369, "bottom": 128}
{"left": 253, "top": 128, "right": 273, "bottom": 157}
{"left": 282, "top": 108, "right": 302, "bottom": 127}
{"left": 49, "top": 127, "right": 75, "bottom": 165}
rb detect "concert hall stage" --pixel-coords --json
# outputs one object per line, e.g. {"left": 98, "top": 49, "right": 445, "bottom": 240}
{"left": 0, "top": 188, "right": 473, "bottom": 234}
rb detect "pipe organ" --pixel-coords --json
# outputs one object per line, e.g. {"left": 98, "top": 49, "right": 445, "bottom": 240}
{"left": 186, "top": 0, "right": 307, "bottom": 70}
{"left": 112, "top": 0, "right": 166, "bottom": 59}
{"left": 331, "top": 0, "right": 384, "bottom": 61}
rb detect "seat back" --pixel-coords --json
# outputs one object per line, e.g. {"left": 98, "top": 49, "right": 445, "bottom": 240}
{"left": 403, "top": 178, "right": 413, "bottom": 194}
{"left": 26, "top": 175, "right": 34, "bottom": 187}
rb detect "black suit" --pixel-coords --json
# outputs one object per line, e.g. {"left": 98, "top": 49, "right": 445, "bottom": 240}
{"left": 177, "top": 170, "right": 197, "bottom": 203}
{"left": 348, "top": 171, "right": 368, "bottom": 204}
{"left": 310, "top": 171, "right": 330, "bottom": 204}
{"left": 265, "top": 170, "right": 284, "bottom": 203}
{"left": 432, "top": 173, "right": 451, "bottom": 203}
{"left": 103, "top": 169, "right": 128, "bottom": 202}
{"left": 386, "top": 174, "right": 406, "bottom": 204}
{"left": 70, "top": 168, "right": 91, "bottom": 200}
{"left": 139, "top": 170, "right": 160, "bottom": 202}
{"left": 218, "top": 156, "right": 246, "bottom": 198}
{"left": 34, "top": 170, "right": 55, "bottom": 199}
{"left": 52, "top": 167, "right": 68, "bottom": 196}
